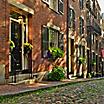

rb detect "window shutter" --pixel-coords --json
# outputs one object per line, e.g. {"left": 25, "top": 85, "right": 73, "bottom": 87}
{"left": 58, "top": 32, "right": 64, "bottom": 50}
{"left": 42, "top": 26, "right": 49, "bottom": 58}
{"left": 79, "top": 17, "right": 84, "bottom": 35}
{"left": 58, "top": 0, "right": 64, "bottom": 14}
{"left": 42, "top": 0, "right": 50, "bottom": 5}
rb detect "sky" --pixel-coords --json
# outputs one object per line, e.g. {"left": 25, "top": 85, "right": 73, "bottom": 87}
{"left": 98, "top": 0, "right": 104, "bottom": 13}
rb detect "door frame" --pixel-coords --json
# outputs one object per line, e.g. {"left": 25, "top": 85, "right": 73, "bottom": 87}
{"left": 9, "top": 15, "right": 28, "bottom": 73}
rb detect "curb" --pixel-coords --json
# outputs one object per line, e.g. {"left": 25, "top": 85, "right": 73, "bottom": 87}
{"left": 0, "top": 77, "right": 104, "bottom": 97}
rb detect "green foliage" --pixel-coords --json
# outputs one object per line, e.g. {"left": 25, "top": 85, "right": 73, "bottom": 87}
{"left": 92, "top": 59, "right": 96, "bottom": 66}
{"left": 24, "top": 42, "right": 33, "bottom": 54}
{"left": 49, "top": 47, "right": 64, "bottom": 60}
{"left": 47, "top": 66, "right": 65, "bottom": 81}
{"left": 10, "top": 40, "right": 15, "bottom": 52}
{"left": 79, "top": 56, "right": 86, "bottom": 64}
{"left": 88, "top": 72, "right": 96, "bottom": 78}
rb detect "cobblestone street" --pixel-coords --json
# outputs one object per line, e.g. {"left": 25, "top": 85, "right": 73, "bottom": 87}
{"left": 1, "top": 79, "right": 104, "bottom": 104}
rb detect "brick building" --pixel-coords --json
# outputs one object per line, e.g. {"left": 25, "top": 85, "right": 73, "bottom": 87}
{"left": 0, "top": 0, "right": 102, "bottom": 84}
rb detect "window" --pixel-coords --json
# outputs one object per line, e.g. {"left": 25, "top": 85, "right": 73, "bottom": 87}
{"left": 42, "top": 26, "right": 64, "bottom": 58}
{"left": 58, "top": 0, "right": 64, "bottom": 14}
{"left": 90, "top": 0, "right": 93, "bottom": 11}
{"left": 68, "top": 8, "right": 75, "bottom": 31}
{"left": 86, "top": 0, "right": 90, "bottom": 9}
{"left": 86, "top": 11, "right": 91, "bottom": 26}
{"left": 86, "top": 34, "right": 91, "bottom": 47}
{"left": 79, "top": 17, "right": 84, "bottom": 35}
{"left": 50, "top": 0, "right": 58, "bottom": 12}
{"left": 91, "top": 34, "right": 95, "bottom": 44}
{"left": 42, "top": 0, "right": 50, "bottom": 5}
{"left": 79, "top": 0, "right": 84, "bottom": 9}
{"left": 42, "top": 0, "right": 64, "bottom": 14}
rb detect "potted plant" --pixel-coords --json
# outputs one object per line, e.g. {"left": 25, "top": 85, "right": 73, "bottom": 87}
{"left": 48, "top": 47, "right": 64, "bottom": 60}
{"left": 24, "top": 42, "right": 33, "bottom": 54}
{"left": 10, "top": 40, "right": 15, "bottom": 52}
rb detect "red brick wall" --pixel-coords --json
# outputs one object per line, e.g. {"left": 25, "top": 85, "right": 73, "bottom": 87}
{"left": 32, "top": 0, "right": 67, "bottom": 72}
{"left": 1, "top": 0, "right": 86, "bottom": 78}
{"left": 0, "top": 0, "right": 10, "bottom": 79}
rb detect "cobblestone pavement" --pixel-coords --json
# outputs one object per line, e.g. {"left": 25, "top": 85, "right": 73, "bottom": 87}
{"left": 0, "top": 78, "right": 104, "bottom": 104}
{"left": 0, "top": 79, "right": 92, "bottom": 96}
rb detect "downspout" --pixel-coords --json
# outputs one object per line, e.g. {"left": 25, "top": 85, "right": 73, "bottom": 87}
{"left": 66, "top": 0, "right": 69, "bottom": 79}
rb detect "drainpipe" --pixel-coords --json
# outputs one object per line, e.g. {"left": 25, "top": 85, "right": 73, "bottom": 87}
{"left": 89, "top": 28, "right": 91, "bottom": 73}
{"left": 66, "top": 0, "right": 69, "bottom": 79}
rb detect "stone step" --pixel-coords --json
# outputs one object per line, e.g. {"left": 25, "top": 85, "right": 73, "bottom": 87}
{"left": 9, "top": 79, "right": 36, "bottom": 85}
{"left": 69, "top": 74, "right": 77, "bottom": 79}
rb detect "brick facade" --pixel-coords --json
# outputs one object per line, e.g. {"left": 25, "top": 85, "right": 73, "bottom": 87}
{"left": 0, "top": 0, "right": 102, "bottom": 84}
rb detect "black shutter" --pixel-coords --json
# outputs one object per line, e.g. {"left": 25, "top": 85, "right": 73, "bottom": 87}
{"left": 68, "top": 8, "right": 71, "bottom": 28}
{"left": 58, "top": 32, "right": 64, "bottom": 50}
{"left": 58, "top": 0, "right": 64, "bottom": 14}
{"left": 41, "top": 26, "right": 49, "bottom": 58}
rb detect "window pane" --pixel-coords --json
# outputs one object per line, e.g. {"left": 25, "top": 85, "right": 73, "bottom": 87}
{"left": 79, "top": 17, "right": 84, "bottom": 35}
{"left": 49, "top": 28, "right": 58, "bottom": 47}
{"left": 58, "top": 0, "right": 64, "bottom": 14}
{"left": 68, "top": 8, "right": 75, "bottom": 31}
{"left": 50, "top": 0, "right": 58, "bottom": 12}
{"left": 79, "top": 0, "right": 84, "bottom": 9}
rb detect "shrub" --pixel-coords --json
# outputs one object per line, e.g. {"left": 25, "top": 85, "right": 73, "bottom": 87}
{"left": 88, "top": 72, "right": 96, "bottom": 78}
{"left": 47, "top": 66, "right": 65, "bottom": 81}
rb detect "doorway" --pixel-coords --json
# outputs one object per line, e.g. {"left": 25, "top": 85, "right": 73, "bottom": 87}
{"left": 10, "top": 19, "right": 22, "bottom": 74}
{"left": 69, "top": 38, "right": 74, "bottom": 74}
{"left": 9, "top": 11, "right": 28, "bottom": 78}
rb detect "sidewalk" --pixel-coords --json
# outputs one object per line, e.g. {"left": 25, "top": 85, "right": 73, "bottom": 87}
{"left": 0, "top": 78, "right": 103, "bottom": 96}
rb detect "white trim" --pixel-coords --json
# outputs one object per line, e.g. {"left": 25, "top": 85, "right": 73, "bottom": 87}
{"left": 47, "top": 23, "right": 60, "bottom": 31}
{"left": 80, "top": 16, "right": 84, "bottom": 20}
{"left": 87, "top": 47, "right": 90, "bottom": 50}
{"left": 9, "top": 16, "right": 28, "bottom": 72}
{"left": 70, "top": 5, "right": 74, "bottom": 10}
{"left": 9, "top": 19, "right": 12, "bottom": 72}
{"left": 8, "top": 0, "right": 34, "bottom": 14}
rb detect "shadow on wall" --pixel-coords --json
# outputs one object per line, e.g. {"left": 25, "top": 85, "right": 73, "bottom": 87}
{"left": 32, "top": 0, "right": 67, "bottom": 73}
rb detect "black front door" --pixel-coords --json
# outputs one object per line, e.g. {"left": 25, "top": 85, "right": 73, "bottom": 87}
{"left": 11, "top": 20, "right": 22, "bottom": 74}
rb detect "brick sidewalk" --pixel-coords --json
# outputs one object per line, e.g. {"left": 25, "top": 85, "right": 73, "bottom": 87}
{"left": 0, "top": 78, "right": 103, "bottom": 96}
